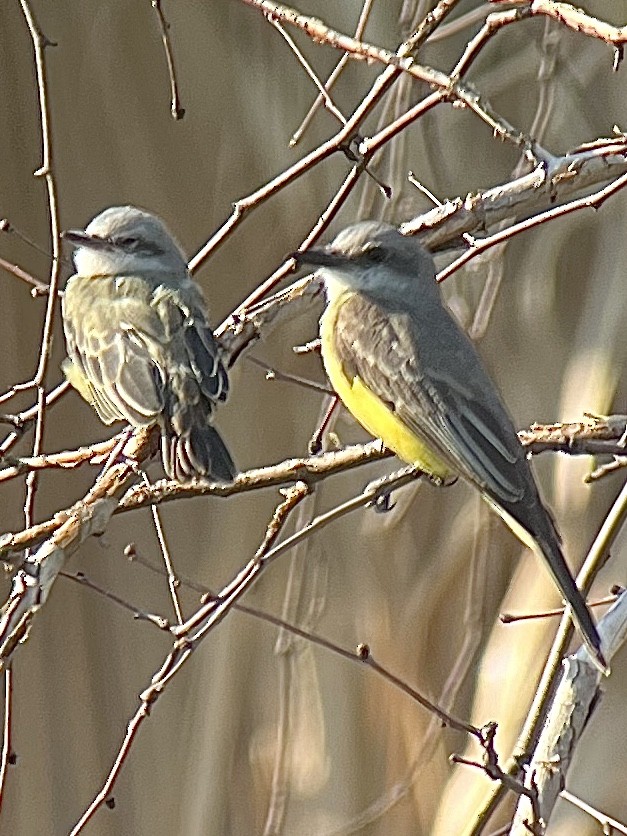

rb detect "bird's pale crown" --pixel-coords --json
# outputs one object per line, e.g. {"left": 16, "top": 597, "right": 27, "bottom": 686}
{"left": 64, "top": 205, "right": 189, "bottom": 280}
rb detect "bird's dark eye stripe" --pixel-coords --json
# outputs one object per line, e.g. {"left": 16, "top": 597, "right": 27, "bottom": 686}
{"left": 109, "top": 235, "right": 164, "bottom": 255}
{"left": 361, "top": 245, "right": 386, "bottom": 263}
{"left": 108, "top": 235, "right": 137, "bottom": 249}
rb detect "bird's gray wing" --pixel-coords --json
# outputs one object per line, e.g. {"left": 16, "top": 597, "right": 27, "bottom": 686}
{"left": 149, "top": 283, "right": 233, "bottom": 480}
{"left": 150, "top": 282, "right": 229, "bottom": 408}
{"left": 333, "top": 293, "right": 526, "bottom": 506}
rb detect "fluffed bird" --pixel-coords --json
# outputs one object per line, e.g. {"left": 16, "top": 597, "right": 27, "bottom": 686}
{"left": 294, "top": 220, "right": 606, "bottom": 672}
{"left": 61, "top": 205, "right": 235, "bottom": 482}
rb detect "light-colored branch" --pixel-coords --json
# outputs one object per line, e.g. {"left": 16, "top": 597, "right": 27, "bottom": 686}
{"left": 437, "top": 166, "right": 627, "bottom": 282}
{"left": 402, "top": 137, "right": 627, "bottom": 251}
{"left": 560, "top": 788, "right": 627, "bottom": 835}
{"left": 18, "top": 0, "right": 63, "bottom": 539}
{"left": 269, "top": 17, "right": 346, "bottom": 128}
{"left": 0, "top": 668, "right": 12, "bottom": 813}
{"left": 0, "top": 437, "right": 118, "bottom": 483}
{"left": 141, "top": 472, "right": 184, "bottom": 625}
{"left": 491, "top": 0, "right": 626, "bottom": 47}
{"left": 511, "top": 591, "right": 627, "bottom": 833}
{"left": 470, "top": 475, "right": 627, "bottom": 834}
{"left": 1, "top": 409, "right": 621, "bottom": 701}
{"left": 2, "top": 415, "right": 625, "bottom": 558}
{"left": 240, "top": 0, "right": 538, "bottom": 159}
{"left": 216, "top": 136, "right": 627, "bottom": 365}
{"left": 0, "top": 429, "right": 155, "bottom": 669}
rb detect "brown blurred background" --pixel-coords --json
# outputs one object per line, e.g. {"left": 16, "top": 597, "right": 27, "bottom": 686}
{"left": 1, "top": 1, "right": 626, "bottom": 834}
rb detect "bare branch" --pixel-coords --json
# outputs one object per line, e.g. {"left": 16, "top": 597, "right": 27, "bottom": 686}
{"left": 511, "top": 591, "right": 627, "bottom": 833}
{"left": 150, "top": 0, "right": 185, "bottom": 119}
{"left": 491, "top": 0, "right": 626, "bottom": 48}
{"left": 470, "top": 477, "right": 627, "bottom": 834}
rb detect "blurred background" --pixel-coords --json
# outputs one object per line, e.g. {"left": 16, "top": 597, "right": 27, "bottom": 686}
{"left": 0, "top": 1, "right": 626, "bottom": 833}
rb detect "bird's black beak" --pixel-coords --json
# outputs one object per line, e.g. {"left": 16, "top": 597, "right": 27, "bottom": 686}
{"left": 61, "top": 230, "right": 114, "bottom": 251}
{"left": 291, "top": 248, "right": 348, "bottom": 269}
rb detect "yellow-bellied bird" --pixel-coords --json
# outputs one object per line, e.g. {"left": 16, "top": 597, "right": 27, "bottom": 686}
{"left": 295, "top": 221, "right": 606, "bottom": 672}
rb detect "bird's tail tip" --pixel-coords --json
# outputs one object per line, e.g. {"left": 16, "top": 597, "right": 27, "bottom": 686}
{"left": 533, "top": 535, "right": 609, "bottom": 675}
{"left": 586, "top": 638, "right": 610, "bottom": 677}
{"left": 161, "top": 424, "right": 236, "bottom": 483}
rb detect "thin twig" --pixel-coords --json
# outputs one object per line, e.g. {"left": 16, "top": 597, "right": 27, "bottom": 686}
{"left": 61, "top": 571, "right": 170, "bottom": 630}
{"left": 268, "top": 16, "right": 345, "bottom": 127}
{"left": 141, "top": 471, "right": 183, "bottom": 624}
{"left": 0, "top": 668, "right": 13, "bottom": 813}
{"left": 151, "top": 0, "right": 185, "bottom": 119}
{"left": 0, "top": 382, "right": 70, "bottom": 458}
{"left": 359, "top": 645, "right": 480, "bottom": 736}
{"left": 0, "top": 253, "right": 50, "bottom": 295}
{"left": 18, "top": 0, "right": 63, "bottom": 539}
{"left": 560, "top": 789, "right": 627, "bottom": 835}
{"left": 290, "top": 0, "right": 374, "bottom": 146}
{"left": 501, "top": 592, "right": 619, "bottom": 623}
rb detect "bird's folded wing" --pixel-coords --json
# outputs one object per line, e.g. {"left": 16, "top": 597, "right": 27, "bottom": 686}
{"left": 65, "top": 314, "right": 165, "bottom": 426}
{"left": 180, "top": 321, "right": 229, "bottom": 404}
{"left": 150, "top": 283, "right": 230, "bottom": 407}
{"left": 333, "top": 294, "right": 525, "bottom": 506}
{"left": 64, "top": 279, "right": 230, "bottom": 428}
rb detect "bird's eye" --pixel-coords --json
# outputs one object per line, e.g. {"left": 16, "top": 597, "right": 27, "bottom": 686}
{"left": 363, "top": 245, "right": 386, "bottom": 263}
{"left": 110, "top": 235, "right": 139, "bottom": 250}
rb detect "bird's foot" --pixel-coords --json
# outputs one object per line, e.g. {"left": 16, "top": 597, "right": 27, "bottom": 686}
{"left": 366, "top": 464, "right": 421, "bottom": 513}
{"left": 425, "top": 472, "right": 458, "bottom": 489}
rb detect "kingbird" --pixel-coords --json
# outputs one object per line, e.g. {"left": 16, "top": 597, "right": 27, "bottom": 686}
{"left": 61, "top": 205, "right": 235, "bottom": 483}
{"left": 295, "top": 221, "right": 605, "bottom": 671}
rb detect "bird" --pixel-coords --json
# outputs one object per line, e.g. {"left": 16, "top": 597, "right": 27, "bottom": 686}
{"left": 61, "top": 205, "right": 235, "bottom": 483}
{"left": 294, "top": 220, "right": 606, "bottom": 672}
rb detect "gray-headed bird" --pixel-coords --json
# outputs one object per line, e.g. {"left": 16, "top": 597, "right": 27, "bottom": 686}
{"left": 61, "top": 205, "right": 235, "bottom": 483}
{"left": 295, "top": 221, "right": 606, "bottom": 672}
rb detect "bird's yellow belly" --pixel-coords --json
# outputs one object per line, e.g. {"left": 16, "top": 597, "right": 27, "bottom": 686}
{"left": 320, "top": 293, "right": 452, "bottom": 480}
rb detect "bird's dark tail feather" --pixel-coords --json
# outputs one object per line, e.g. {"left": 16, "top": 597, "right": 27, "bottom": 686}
{"left": 161, "top": 424, "right": 236, "bottom": 483}
{"left": 536, "top": 535, "right": 608, "bottom": 674}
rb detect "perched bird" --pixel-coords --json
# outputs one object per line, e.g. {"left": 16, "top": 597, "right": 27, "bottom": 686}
{"left": 295, "top": 221, "right": 606, "bottom": 672}
{"left": 61, "top": 205, "right": 235, "bottom": 483}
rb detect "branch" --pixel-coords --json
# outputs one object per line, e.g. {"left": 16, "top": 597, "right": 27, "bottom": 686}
{"left": 491, "top": 0, "right": 626, "bottom": 48}
{"left": 402, "top": 136, "right": 627, "bottom": 252}
{"left": 470, "top": 475, "right": 627, "bottom": 834}
{"left": 69, "top": 464, "right": 422, "bottom": 833}
{"left": 150, "top": 0, "right": 185, "bottom": 119}
{"left": 2, "top": 414, "right": 625, "bottom": 559}
{"left": 511, "top": 591, "right": 627, "bottom": 834}
{"left": 241, "top": 0, "right": 539, "bottom": 159}
{"left": 18, "top": 0, "right": 63, "bottom": 533}
{"left": 0, "top": 429, "right": 156, "bottom": 669}
{"left": 215, "top": 136, "right": 627, "bottom": 365}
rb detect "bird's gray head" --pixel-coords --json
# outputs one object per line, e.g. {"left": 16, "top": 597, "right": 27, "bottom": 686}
{"left": 62, "top": 205, "right": 189, "bottom": 279}
{"left": 294, "top": 221, "right": 437, "bottom": 302}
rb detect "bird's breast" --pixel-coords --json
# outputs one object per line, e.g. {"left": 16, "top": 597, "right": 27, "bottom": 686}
{"left": 320, "top": 291, "right": 452, "bottom": 479}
